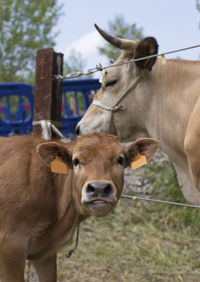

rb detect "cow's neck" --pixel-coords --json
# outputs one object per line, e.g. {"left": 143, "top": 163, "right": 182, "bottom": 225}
{"left": 131, "top": 59, "right": 200, "bottom": 159}
{"left": 156, "top": 60, "right": 200, "bottom": 152}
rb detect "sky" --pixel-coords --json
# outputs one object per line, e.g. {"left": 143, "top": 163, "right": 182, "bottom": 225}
{"left": 55, "top": 0, "right": 200, "bottom": 76}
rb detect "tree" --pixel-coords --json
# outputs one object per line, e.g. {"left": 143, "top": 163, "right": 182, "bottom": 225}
{"left": 98, "top": 14, "right": 144, "bottom": 62}
{"left": 64, "top": 50, "right": 87, "bottom": 76}
{"left": 63, "top": 50, "right": 92, "bottom": 79}
{"left": 0, "top": 0, "right": 62, "bottom": 83}
{"left": 196, "top": 0, "right": 200, "bottom": 28}
{"left": 197, "top": 0, "right": 200, "bottom": 13}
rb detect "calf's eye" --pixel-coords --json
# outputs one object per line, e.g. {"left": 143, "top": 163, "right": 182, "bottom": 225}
{"left": 73, "top": 157, "right": 80, "bottom": 166}
{"left": 117, "top": 156, "right": 124, "bottom": 165}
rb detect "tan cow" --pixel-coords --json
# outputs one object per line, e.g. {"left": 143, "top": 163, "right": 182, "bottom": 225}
{"left": 0, "top": 133, "right": 158, "bottom": 282}
{"left": 77, "top": 24, "right": 200, "bottom": 205}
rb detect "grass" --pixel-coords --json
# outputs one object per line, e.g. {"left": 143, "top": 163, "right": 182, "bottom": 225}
{"left": 56, "top": 153, "right": 200, "bottom": 282}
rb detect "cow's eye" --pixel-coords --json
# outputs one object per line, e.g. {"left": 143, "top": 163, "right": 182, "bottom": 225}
{"left": 117, "top": 156, "right": 124, "bottom": 165}
{"left": 105, "top": 80, "right": 117, "bottom": 88}
{"left": 73, "top": 157, "right": 80, "bottom": 166}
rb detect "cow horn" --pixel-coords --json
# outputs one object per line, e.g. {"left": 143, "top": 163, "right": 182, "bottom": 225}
{"left": 94, "top": 24, "right": 136, "bottom": 50}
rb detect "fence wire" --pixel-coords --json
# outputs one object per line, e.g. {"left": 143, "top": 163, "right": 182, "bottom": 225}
{"left": 54, "top": 43, "right": 200, "bottom": 80}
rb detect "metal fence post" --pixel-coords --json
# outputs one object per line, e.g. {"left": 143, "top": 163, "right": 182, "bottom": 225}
{"left": 33, "top": 48, "right": 63, "bottom": 138}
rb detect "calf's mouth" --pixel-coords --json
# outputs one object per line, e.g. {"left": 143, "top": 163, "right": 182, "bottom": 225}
{"left": 81, "top": 181, "right": 118, "bottom": 216}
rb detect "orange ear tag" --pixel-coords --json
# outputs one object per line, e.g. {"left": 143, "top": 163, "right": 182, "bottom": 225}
{"left": 131, "top": 152, "right": 147, "bottom": 170}
{"left": 51, "top": 155, "right": 67, "bottom": 174}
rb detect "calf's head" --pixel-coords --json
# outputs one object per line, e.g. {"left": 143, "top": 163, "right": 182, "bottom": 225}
{"left": 37, "top": 133, "right": 158, "bottom": 217}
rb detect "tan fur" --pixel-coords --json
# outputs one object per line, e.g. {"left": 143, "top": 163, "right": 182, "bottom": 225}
{"left": 78, "top": 44, "right": 200, "bottom": 205}
{"left": 0, "top": 133, "right": 158, "bottom": 281}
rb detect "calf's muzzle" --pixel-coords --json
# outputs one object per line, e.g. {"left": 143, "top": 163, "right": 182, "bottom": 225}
{"left": 86, "top": 182, "right": 113, "bottom": 198}
{"left": 81, "top": 181, "right": 117, "bottom": 217}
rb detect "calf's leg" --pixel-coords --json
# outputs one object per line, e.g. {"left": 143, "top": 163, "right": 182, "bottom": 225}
{"left": 0, "top": 239, "right": 26, "bottom": 282}
{"left": 32, "top": 254, "right": 57, "bottom": 282}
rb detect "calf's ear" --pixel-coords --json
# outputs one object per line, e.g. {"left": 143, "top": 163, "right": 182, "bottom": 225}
{"left": 125, "top": 138, "right": 158, "bottom": 170}
{"left": 36, "top": 142, "right": 74, "bottom": 173}
{"left": 134, "top": 37, "right": 158, "bottom": 71}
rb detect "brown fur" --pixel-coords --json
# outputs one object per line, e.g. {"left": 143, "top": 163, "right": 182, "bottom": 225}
{"left": 0, "top": 133, "right": 158, "bottom": 282}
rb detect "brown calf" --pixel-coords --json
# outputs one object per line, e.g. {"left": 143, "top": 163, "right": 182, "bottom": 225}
{"left": 0, "top": 133, "right": 158, "bottom": 282}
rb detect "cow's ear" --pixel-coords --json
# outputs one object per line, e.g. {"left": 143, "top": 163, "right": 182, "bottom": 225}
{"left": 125, "top": 138, "right": 158, "bottom": 170}
{"left": 134, "top": 37, "right": 158, "bottom": 71}
{"left": 36, "top": 142, "right": 74, "bottom": 173}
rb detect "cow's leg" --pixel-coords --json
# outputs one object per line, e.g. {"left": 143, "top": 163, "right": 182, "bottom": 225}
{"left": 32, "top": 254, "right": 57, "bottom": 282}
{"left": 173, "top": 162, "right": 200, "bottom": 204}
{"left": 184, "top": 97, "right": 200, "bottom": 191}
{"left": 0, "top": 239, "right": 26, "bottom": 282}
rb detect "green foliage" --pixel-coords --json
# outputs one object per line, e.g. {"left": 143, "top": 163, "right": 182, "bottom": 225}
{"left": 63, "top": 49, "right": 91, "bottom": 78}
{"left": 98, "top": 14, "right": 144, "bottom": 62}
{"left": 143, "top": 158, "right": 200, "bottom": 233}
{"left": 0, "top": 0, "right": 62, "bottom": 83}
{"left": 196, "top": 0, "right": 200, "bottom": 12}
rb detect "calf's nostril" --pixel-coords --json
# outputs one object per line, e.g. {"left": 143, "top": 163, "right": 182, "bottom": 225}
{"left": 103, "top": 184, "right": 112, "bottom": 196}
{"left": 86, "top": 184, "right": 95, "bottom": 194}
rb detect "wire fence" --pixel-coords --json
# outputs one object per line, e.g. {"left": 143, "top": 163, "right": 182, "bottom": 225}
{"left": 54, "top": 43, "right": 200, "bottom": 80}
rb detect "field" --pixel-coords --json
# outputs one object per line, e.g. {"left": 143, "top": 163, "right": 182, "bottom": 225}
{"left": 56, "top": 151, "right": 200, "bottom": 282}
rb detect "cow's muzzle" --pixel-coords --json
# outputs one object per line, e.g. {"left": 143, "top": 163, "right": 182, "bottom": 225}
{"left": 75, "top": 124, "right": 80, "bottom": 136}
{"left": 81, "top": 181, "right": 117, "bottom": 217}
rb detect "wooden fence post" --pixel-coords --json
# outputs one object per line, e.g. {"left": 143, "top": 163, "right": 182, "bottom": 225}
{"left": 33, "top": 48, "right": 63, "bottom": 138}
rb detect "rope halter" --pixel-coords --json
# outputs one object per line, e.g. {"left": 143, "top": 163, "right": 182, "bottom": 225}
{"left": 92, "top": 73, "right": 145, "bottom": 112}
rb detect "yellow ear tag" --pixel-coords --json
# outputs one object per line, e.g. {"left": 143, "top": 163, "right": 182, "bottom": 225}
{"left": 161, "top": 53, "right": 166, "bottom": 65}
{"left": 99, "top": 68, "right": 106, "bottom": 83}
{"left": 50, "top": 155, "right": 67, "bottom": 174}
{"left": 131, "top": 153, "right": 147, "bottom": 170}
